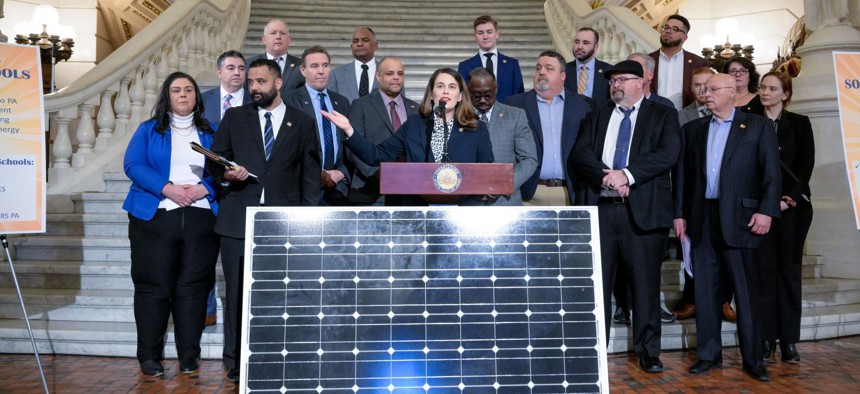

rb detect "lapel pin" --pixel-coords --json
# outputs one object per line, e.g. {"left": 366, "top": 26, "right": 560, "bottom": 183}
{"left": 503, "top": 59, "right": 507, "bottom": 64}
{"left": 740, "top": 123, "right": 746, "bottom": 129}
{"left": 687, "top": 59, "right": 692, "bottom": 63}
{"left": 287, "top": 121, "right": 292, "bottom": 127}
{"left": 598, "top": 69, "right": 603, "bottom": 73}
{"left": 499, "top": 112, "right": 504, "bottom": 118}
{"left": 291, "top": 64, "right": 295, "bottom": 67}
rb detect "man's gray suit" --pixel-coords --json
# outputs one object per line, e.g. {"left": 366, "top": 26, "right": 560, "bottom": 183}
{"left": 484, "top": 102, "right": 538, "bottom": 206}
{"left": 346, "top": 89, "right": 419, "bottom": 204}
{"left": 245, "top": 53, "right": 305, "bottom": 95}
{"left": 678, "top": 102, "right": 703, "bottom": 127}
{"left": 329, "top": 60, "right": 379, "bottom": 103}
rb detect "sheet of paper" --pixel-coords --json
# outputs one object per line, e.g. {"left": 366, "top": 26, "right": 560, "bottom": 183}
{"left": 681, "top": 234, "right": 693, "bottom": 277}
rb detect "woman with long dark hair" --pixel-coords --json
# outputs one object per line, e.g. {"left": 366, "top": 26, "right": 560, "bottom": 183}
{"left": 122, "top": 71, "right": 219, "bottom": 376}
{"left": 756, "top": 71, "right": 815, "bottom": 364}
{"left": 723, "top": 56, "right": 763, "bottom": 113}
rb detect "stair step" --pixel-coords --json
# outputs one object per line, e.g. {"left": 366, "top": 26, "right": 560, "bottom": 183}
{"left": 103, "top": 172, "right": 131, "bottom": 193}
{"left": 46, "top": 213, "right": 128, "bottom": 236}
{"left": 12, "top": 236, "right": 131, "bottom": 262}
{"left": 71, "top": 192, "right": 126, "bottom": 214}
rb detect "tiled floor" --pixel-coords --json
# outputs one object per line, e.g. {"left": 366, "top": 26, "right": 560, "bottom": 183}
{"left": 1, "top": 337, "right": 859, "bottom": 393}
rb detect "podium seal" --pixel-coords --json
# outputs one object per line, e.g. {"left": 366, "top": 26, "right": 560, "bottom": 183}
{"left": 433, "top": 164, "right": 462, "bottom": 193}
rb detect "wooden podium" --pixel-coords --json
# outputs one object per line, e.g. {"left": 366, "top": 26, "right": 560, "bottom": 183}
{"left": 379, "top": 162, "right": 513, "bottom": 204}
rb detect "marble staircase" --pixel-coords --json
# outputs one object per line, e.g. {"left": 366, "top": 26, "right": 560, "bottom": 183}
{"left": 242, "top": 0, "right": 552, "bottom": 100}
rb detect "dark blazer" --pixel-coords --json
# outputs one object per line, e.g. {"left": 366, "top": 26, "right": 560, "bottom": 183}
{"left": 346, "top": 90, "right": 419, "bottom": 203}
{"left": 674, "top": 110, "right": 782, "bottom": 248}
{"left": 649, "top": 49, "right": 709, "bottom": 108}
{"left": 201, "top": 87, "right": 250, "bottom": 127}
{"left": 564, "top": 58, "right": 612, "bottom": 105}
{"left": 774, "top": 110, "right": 815, "bottom": 207}
{"left": 245, "top": 53, "right": 305, "bottom": 95}
{"left": 207, "top": 103, "right": 321, "bottom": 238}
{"left": 344, "top": 114, "right": 494, "bottom": 165}
{"left": 571, "top": 99, "right": 681, "bottom": 230}
{"left": 504, "top": 89, "right": 594, "bottom": 202}
{"left": 738, "top": 94, "right": 765, "bottom": 115}
{"left": 284, "top": 87, "right": 351, "bottom": 204}
{"left": 328, "top": 60, "right": 380, "bottom": 103}
{"left": 459, "top": 52, "right": 525, "bottom": 103}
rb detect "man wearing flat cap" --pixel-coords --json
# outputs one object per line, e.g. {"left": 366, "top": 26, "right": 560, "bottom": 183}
{"left": 570, "top": 60, "right": 681, "bottom": 373}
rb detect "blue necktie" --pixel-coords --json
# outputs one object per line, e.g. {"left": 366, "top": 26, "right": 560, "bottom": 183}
{"left": 263, "top": 112, "right": 274, "bottom": 161}
{"left": 318, "top": 92, "right": 334, "bottom": 170}
{"left": 613, "top": 106, "right": 635, "bottom": 170}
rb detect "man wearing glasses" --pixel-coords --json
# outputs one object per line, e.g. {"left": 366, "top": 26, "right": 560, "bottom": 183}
{"left": 649, "top": 14, "right": 709, "bottom": 110}
{"left": 570, "top": 60, "right": 680, "bottom": 373}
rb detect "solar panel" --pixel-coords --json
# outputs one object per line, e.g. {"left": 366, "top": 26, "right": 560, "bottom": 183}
{"left": 240, "top": 207, "right": 608, "bottom": 393}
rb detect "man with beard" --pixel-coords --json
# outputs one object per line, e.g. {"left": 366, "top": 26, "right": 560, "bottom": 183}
{"left": 468, "top": 68, "right": 537, "bottom": 205}
{"left": 284, "top": 45, "right": 352, "bottom": 206}
{"left": 345, "top": 57, "right": 419, "bottom": 205}
{"left": 207, "top": 58, "right": 320, "bottom": 383}
{"left": 564, "top": 27, "right": 611, "bottom": 106}
{"left": 570, "top": 60, "right": 680, "bottom": 373}
{"left": 505, "top": 50, "right": 593, "bottom": 206}
{"left": 649, "top": 14, "right": 708, "bottom": 110}
{"left": 329, "top": 27, "right": 380, "bottom": 103}
{"left": 458, "top": 15, "right": 524, "bottom": 103}
{"left": 245, "top": 19, "right": 305, "bottom": 96}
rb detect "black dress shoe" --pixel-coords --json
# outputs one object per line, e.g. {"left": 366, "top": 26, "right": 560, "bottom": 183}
{"left": 743, "top": 363, "right": 771, "bottom": 381}
{"left": 180, "top": 358, "right": 200, "bottom": 374}
{"left": 140, "top": 360, "right": 164, "bottom": 377}
{"left": 763, "top": 340, "right": 776, "bottom": 362}
{"left": 639, "top": 357, "right": 664, "bottom": 373}
{"left": 780, "top": 342, "right": 800, "bottom": 363}
{"left": 688, "top": 358, "right": 722, "bottom": 374}
{"left": 227, "top": 367, "right": 239, "bottom": 382}
{"left": 613, "top": 307, "right": 631, "bottom": 325}
{"left": 660, "top": 307, "right": 676, "bottom": 323}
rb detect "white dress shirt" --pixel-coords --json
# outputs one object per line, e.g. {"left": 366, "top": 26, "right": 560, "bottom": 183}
{"left": 657, "top": 49, "right": 685, "bottom": 110}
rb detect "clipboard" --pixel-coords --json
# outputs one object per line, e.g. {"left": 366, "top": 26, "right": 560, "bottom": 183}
{"left": 190, "top": 141, "right": 259, "bottom": 182}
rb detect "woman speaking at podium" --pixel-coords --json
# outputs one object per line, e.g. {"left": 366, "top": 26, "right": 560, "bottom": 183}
{"left": 323, "top": 67, "right": 494, "bottom": 165}
{"left": 122, "top": 72, "right": 220, "bottom": 377}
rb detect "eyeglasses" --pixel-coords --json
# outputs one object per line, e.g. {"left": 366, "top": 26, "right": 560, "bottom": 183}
{"left": 727, "top": 68, "right": 749, "bottom": 76}
{"left": 471, "top": 92, "right": 494, "bottom": 101}
{"left": 661, "top": 24, "right": 687, "bottom": 34}
{"left": 608, "top": 77, "right": 642, "bottom": 86}
{"left": 703, "top": 86, "right": 733, "bottom": 94}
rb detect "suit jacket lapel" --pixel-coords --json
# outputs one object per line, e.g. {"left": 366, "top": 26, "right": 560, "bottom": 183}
{"left": 423, "top": 116, "right": 434, "bottom": 161}
{"left": 594, "top": 106, "right": 613, "bottom": 156}
{"left": 370, "top": 92, "right": 395, "bottom": 133}
{"left": 344, "top": 63, "right": 359, "bottom": 100}
{"left": 629, "top": 100, "right": 652, "bottom": 158}
{"left": 245, "top": 106, "right": 266, "bottom": 160}
{"left": 721, "top": 111, "right": 746, "bottom": 166}
{"left": 525, "top": 91, "right": 542, "bottom": 146}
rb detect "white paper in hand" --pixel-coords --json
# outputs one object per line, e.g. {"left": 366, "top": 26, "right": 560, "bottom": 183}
{"left": 681, "top": 234, "right": 693, "bottom": 277}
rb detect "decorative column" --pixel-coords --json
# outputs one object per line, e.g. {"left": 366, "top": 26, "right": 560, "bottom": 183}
{"left": 792, "top": 0, "right": 860, "bottom": 279}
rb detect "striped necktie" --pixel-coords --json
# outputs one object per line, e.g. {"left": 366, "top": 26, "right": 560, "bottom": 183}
{"left": 577, "top": 65, "right": 588, "bottom": 95}
{"left": 263, "top": 112, "right": 274, "bottom": 161}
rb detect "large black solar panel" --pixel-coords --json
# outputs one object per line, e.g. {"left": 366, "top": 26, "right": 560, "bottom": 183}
{"left": 240, "top": 207, "right": 607, "bottom": 393}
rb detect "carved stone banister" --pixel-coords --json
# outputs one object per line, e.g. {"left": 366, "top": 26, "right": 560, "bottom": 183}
{"left": 44, "top": 0, "right": 249, "bottom": 206}
{"left": 545, "top": 0, "right": 659, "bottom": 64}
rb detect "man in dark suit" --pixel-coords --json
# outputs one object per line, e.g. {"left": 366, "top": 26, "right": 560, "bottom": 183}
{"left": 673, "top": 73, "right": 781, "bottom": 381}
{"left": 207, "top": 59, "right": 320, "bottom": 382}
{"left": 570, "top": 60, "right": 680, "bottom": 373}
{"left": 458, "top": 15, "right": 524, "bottom": 103}
{"left": 649, "top": 14, "right": 709, "bottom": 110}
{"left": 505, "top": 50, "right": 593, "bottom": 206}
{"left": 202, "top": 50, "right": 250, "bottom": 128}
{"left": 468, "top": 67, "right": 537, "bottom": 206}
{"left": 245, "top": 19, "right": 304, "bottom": 96}
{"left": 345, "top": 57, "right": 419, "bottom": 205}
{"left": 628, "top": 53, "right": 675, "bottom": 109}
{"left": 564, "top": 27, "right": 611, "bottom": 106}
{"left": 329, "top": 27, "right": 380, "bottom": 103}
{"left": 284, "top": 45, "right": 351, "bottom": 206}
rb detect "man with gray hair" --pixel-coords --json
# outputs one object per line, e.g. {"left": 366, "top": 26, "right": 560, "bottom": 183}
{"left": 628, "top": 52, "right": 675, "bottom": 109}
{"left": 245, "top": 19, "right": 305, "bottom": 95}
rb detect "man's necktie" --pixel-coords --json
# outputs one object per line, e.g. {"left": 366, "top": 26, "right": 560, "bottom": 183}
{"left": 484, "top": 53, "right": 495, "bottom": 76}
{"left": 699, "top": 108, "right": 711, "bottom": 118}
{"left": 318, "top": 92, "right": 334, "bottom": 170}
{"left": 276, "top": 56, "right": 284, "bottom": 74}
{"left": 389, "top": 101, "right": 402, "bottom": 131}
{"left": 359, "top": 64, "right": 370, "bottom": 97}
{"left": 223, "top": 94, "right": 232, "bottom": 113}
{"left": 479, "top": 112, "right": 488, "bottom": 124}
{"left": 613, "top": 106, "right": 635, "bottom": 170}
{"left": 263, "top": 112, "right": 274, "bottom": 161}
{"left": 578, "top": 65, "right": 588, "bottom": 95}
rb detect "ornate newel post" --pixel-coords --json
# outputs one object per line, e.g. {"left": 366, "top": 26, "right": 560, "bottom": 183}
{"left": 792, "top": 0, "right": 860, "bottom": 278}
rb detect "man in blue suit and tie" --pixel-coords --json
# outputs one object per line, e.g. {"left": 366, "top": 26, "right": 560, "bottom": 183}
{"left": 202, "top": 50, "right": 250, "bottom": 128}
{"left": 458, "top": 15, "right": 524, "bottom": 103}
{"left": 505, "top": 50, "right": 593, "bottom": 206}
{"left": 564, "top": 27, "right": 612, "bottom": 107}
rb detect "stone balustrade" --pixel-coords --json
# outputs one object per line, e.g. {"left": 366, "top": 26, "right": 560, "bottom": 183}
{"left": 545, "top": 0, "right": 659, "bottom": 63}
{"left": 44, "top": 0, "right": 249, "bottom": 204}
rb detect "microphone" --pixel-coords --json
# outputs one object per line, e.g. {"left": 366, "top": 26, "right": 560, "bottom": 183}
{"left": 435, "top": 99, "right": 448, "bottom": 114}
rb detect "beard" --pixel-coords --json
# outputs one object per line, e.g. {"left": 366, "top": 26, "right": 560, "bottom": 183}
{"left": 575, "top": 48, "right": 596, "bottom": 63}
{"left": 535, "top": 78, "right": 551, "bottom": 92}
{"left": 252, "top": 85, "right": 278, "bottom": 108}
{"left": 660, "top": 36, "right": 682, "bottom": 48}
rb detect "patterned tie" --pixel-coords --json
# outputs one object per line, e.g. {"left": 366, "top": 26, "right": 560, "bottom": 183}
{"left": 263, "top": 112, "right": 274, "bottom": 161}
{"left": 699, "top": 108, "right": 711, "bottom": 118}
{"left": 276, "top": 56, "right": 285, "bottom": 74}
{"left": 223, "top": 94, "right": 232, "bottom": 113}
{"left": 359, "top": 64, "right": 370, "bottom": 97}
{"left": 479, "top": 112, "right": 488, "bottom": 124}
{"left": 389, "top": 101, "right": 402, "bottom": 131}
{"left": 484, "top": 53, "right": 495, "bottom": 76}
{"left": 318, "top": 92, "right": 334, "bottom": 170}
{"left": 577, "top": 65, "right": 588, "bottom": 95}
{"left": 613, "top": 106, "right": 635, "bottom": 170}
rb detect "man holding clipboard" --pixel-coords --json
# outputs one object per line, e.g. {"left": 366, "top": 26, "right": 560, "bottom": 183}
{"left": 205, "top": 58, "right": 320, "bottom": 383}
